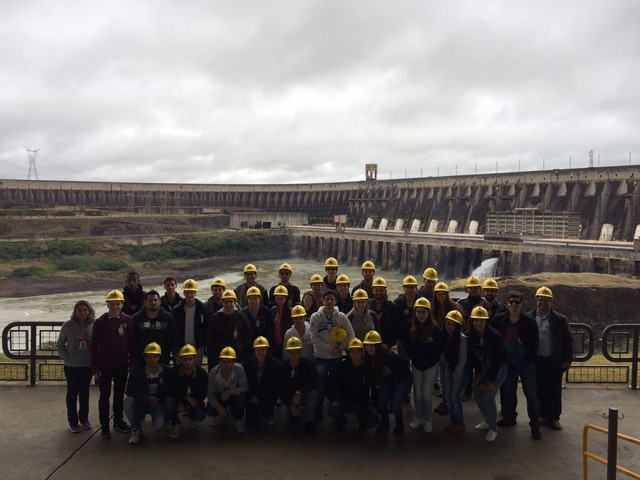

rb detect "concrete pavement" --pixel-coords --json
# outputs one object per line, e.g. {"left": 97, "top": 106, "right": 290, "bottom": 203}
{"left": 1, "top": 383, "right": 639, "bottom": 480}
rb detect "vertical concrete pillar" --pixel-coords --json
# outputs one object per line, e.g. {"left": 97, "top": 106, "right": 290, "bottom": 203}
{"left": 379, "top": 218, "right": 389, "bottom": 230}
{"left": 394, "top": 219, "right": 404, "bottom": 231}
{"left": 447, "top": 220, "right": 459, "bottom": 233}
{"left": 468, "top": 220, "right": 480, "bottom": 235}
{"left": 364, "top": 218, "right": 374, "bottom": 229}
{"left": 411, "top": 219, "right": 421, "bottom": 232}
{"left": 381, "top": 242, "right": 389, "bottom": 271}
{"left": 428, "top": 219, "right": 439, "bottom": 233}
{"left": 599, "top": 223, "right": 614, "bottom": 241}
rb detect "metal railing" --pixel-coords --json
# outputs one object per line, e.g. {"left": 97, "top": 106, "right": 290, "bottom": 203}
{"left": 602, "top": 324, "right": 640, "bottom": 389}
{"left": 583, "top": 407, "right": 640, "bottom": 479}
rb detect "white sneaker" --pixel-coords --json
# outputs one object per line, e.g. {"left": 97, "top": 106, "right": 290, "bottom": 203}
{"left": 475, "top": 421, "right": 490, "bottom": 431}
{"left": 170, "top": 425, "right": 180, "bottom": 439}
{"left": 234, "top": 420, "right": 246, "bottom": 433}
{"left": 423, "top": 421, "right": 433, "bottom": 433}
{"left": 409, "top": 418, "right": 423, "bottom": 429}
{"left": 210, "top": 416, "right": 220, "bottom": 427}
{"left": 485, "top": 430, "right": 498, "bottom": 442}
{"left": 128, "top": 429, "right": 143, "bottom": 444}
{"left": 189, "top": 420, "right": 197, "bottom": 429}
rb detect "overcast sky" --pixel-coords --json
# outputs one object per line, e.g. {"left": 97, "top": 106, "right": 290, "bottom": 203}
{"left": 1, "top": 1, "right": 639, "bottom": 185}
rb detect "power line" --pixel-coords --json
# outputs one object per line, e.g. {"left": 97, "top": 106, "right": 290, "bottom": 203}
{"left": 24, "top": 146, "right": 39, "bottom": 180}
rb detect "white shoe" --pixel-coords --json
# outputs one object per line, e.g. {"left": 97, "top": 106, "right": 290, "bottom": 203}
{"left": 234, "top": 420, "right": 246, "bottom": 433}
{"left": 409, "top": 418, "right": 423, "bottom": 430}
{"left": 423, "top": 421, "right": 433, "bottom": 433}
{"left": 475, "top": 421, "right": 490, "bottom": 431}
{"left": 485, "top": 430, "right": 498, "bottom": 442}
{"left": 189, "top": 420, "right": 197, "bottom": 429}
{"left": 128, "top": 429, "right": 143, "bottom": 444}
{"left": 210, "top": 416, "right": 220, "bottom": 427}
{"left": 170, "top": 425, "right": 180, "bottom": 439}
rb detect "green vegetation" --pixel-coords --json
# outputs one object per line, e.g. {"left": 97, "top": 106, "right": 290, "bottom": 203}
{"left": 0, "top": 239, "right": 95, "bottom": 261}
{"left": 10, "top": 266, "right": 46, "bottom": 277}
{"left": 52, "top": 256, "right": 128, "bottom": 272}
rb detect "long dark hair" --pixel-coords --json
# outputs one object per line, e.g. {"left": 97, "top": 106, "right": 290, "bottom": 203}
{"left": 410, "top": 310, "right": 436, "bottom": 342}
{"left": 71, "top": 300, "right": 95, "bottom": 323}
{"left": 443, "top": 322, "right": 462, "bottom": 369}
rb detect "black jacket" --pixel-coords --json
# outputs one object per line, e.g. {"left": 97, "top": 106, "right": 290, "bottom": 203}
{"left": 327, "top": 356, "right": 371, "bottom": 406}
{"left": 131, "top": 307, "right": 178, "bottom": 365}
{"left": 164, "top": 364, "right": 208, "bottom": 406}
{"left": 268, "top": 284, "right": 301, "bottom": 308}
{"left": 368, "top": 299, "right": 402, "bottom": 348}
{"left": 242, "top": 305, "right": 275, "bottom": 347}
{"left": 467, "top": 326, "right": 507, "bottom": 383}
{"left": 123, "top": 284, "right": 145, "bottom": 316}
{"left": 279, "top": 357, "right": 318, "bottom": 406}
{"left": 404, "top": 325, "right": 446, "bottom": 371}
{"left": 244, "top": 356, "right": 280, "bottom": 405}
{"left": 491, "top": 311, "right": 539, "bottom": 363}
{"left": 172, "top": 299, "right": 208, "bottom": 349}
{"left": 526, "top": 308, "right": 574, "bottom": 368}
{"left": 364, "top": 344, "right": 411, "bottom": 389}
{"left": 125, "top": 363, "right": 169, "bottom": 404}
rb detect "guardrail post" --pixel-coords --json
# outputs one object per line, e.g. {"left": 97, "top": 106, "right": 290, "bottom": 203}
{"left": 29, "top": 324, "right": 37, "bottom": 387}
{"left": 632, "top": 328, "right": 639, "bottom": 390}
{"left": 607, "top": 407, "right": 619, "bottom": 480}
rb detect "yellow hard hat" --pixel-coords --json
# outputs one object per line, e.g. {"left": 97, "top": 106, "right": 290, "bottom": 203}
{"left": 278, "top": 263, "right": 293, "bottom": 272}
{"left": 402, "top": 275, "right": 418, "bottom": 286}
{"left": 221, "top": 289, "right": 237, "bottom": 301}
{"left": 246, "top": 286, "right": 261, "bottom": 297}
{"left": 352, "top": 289, "right": 369, "bottom": 301}
{"left": 210, "top": 277, "right": 227, "bottom": 288}
{"left": 179, "top": 344, "right": 197, "bottom": 357}
{"left": 143, "top": 342, "right": 162, "bottom": 355}
{"left": 470, "top": 306, "right": 490, "bottom": 320}
{"left": 422, "top": 267, "right": 438, "bottom": 281}
{"left": 274, "top": 285, "right": 289, "bottom": 296}
{"left": 347, "top": 338, "right": 364, "bottom": 350}
{"left": 536, "top": 286, "right": 553, "bottom": 299}
{"left": 253, "top": 336, "right": 270, "bottom": 349}
{"left": 310, "top": 274, "right": 323, "bottom": 284}
{"left": 291, "top": 305, "right": 307, "bottom": 318}
{"left": 106, "top": 290, "right": 124, "bottom": 302}
{"left": 363, "top": 330, "right": 382, "bottom": 345}
{"left": 372, "top": 277, "right": 387, "bottom": 288}
{"left": 219, "top": 346, "right": 237, "bottom": 359}
{"left": 285, "top": 336, "right": 303, "bottom": 351}
{"left": 324, "top": 257, "right": 339, "bottom": 268}
{"left": 361, "top": 260, "right": 376, "bottom": 271}
{"left": 466, "top": 276, "right": 481, "bottom": 288}
{"left": 243, "top": 263, "right": 258, "bottom": 273}
{"left": 445, "top": 310, "right": 464, "bottom": 326}
{"left": 482, "top": 278, "right": 499, "bottom": 290}
{"left": 182, "top": 279, "right": 199, "bottom": 291}
{"left": 336, "top": 274, "right": 350, "bottom": 285}
{"left": 434, "top": 282, "right": 449, "bottom": 292}
{"left": 331, "top": 326, "right": 348, "bottom": 344}
{"left": 414, "top": 297, "right": 431, "bottom": 310}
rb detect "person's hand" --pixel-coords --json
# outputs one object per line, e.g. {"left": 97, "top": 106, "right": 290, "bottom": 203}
{"left": 186, "top": 395, "right": 197, "bottom": 407}
{"left": 485, "top": 382, "right": 496, "bottom": 395}
{"left": 330, "top": 347, "right": 341, "bottom": 356}
{"left": 382, "top": 366, "right": 391, "bottom": 377}
{"left": 290, "top": 405, "right": 300, "bottom": 417}
{"left": 148, "top": 395, "right": 159, "bottom": 405}
{"left": 94, "top": 372, "right": 102, "bottom": 380}
{"left": 217, "top": 405, "right": 229, "bottom": 418}
{"left": 221, "top": 390, "right": 231, "bottom": 401}
{"left": 330, "top": 401, "right": 340, "bottom": 407}
{"left": 292, "top": 391, "right": 302, "bottom": 407}
{"left": 247, "top": 395, "right": 258, "bottom": 405}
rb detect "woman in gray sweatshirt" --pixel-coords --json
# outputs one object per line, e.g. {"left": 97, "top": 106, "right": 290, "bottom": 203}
{"left": 56, "top": 300, "right": 95, "bottom": 433}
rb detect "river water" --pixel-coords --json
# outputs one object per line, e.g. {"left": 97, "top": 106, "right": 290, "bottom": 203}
{"left": 0, "top": 258, "right": 423, "bottom": 343}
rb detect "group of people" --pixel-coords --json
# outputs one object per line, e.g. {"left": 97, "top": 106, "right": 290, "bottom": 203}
{"left": 56, "top": 258, "right": 574, "bottom": 445}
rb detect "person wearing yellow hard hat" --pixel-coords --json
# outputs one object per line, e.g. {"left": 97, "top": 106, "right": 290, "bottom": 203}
{"left": 57, "top": 300, "right": 96, "bottom": 434}
{"left": 122, "top": 271, "right": 145, "bottom": 317}
{"left": 362, "top": 330, "right": 413, "bottom": 436}
{"left": 279, "top": 336, "right": 320, "bottom": 435}
{"left": 458, "top": 275, "right": 485, "bottom": 322}
{"left": 335, "top": 274, "right": 353, "bottom": 314}
{"left": 326, "top": 338, "right": 379, "bottom": 433}
{"left": 234, "top": 263, "right": 269, "bottom": 309}
{"left": 92, "top": 290, "right": 135, "bottom": 439}
{"left": 351, "top": 260, "right": 376, "bottom": 298}
{"left": 432, "top": 282, "right": 464, "bottom": 329}
{"left": 244, "top": 337, "right": 280, "bottom": 429}
{"left": 309, "top": 289, "right": 356, "bottom": 423}
{"left": 309, "top": 273, "right": 324, "bottom": 306}
{"left": 270, "top": 285, "right": 293, "bottom": 360}
{"left": 172, "top": 279, "right": 207, "bottom": 367}
{"left": 124, "top": 342, "right": 169, "bottom": 444}
{"left": 206, "top": 290, "right": 252, "bottom": 370}
{"left": 481, "top": 278, "right": 507, "bottom": 320}
{"left": 467, "top": 306, "right": 508, "bottom": 442}
{"left": 132, "top": 289, "right": 178, "bottom": 366}
{"left": 418, "top": 267, "right": 438, "bottom": 303}
{"left": 346, "top": 289, "right": 380, "bottom": 341}
{"left": 322, "top": 257, "right": 340, "bottom": 292}
{"left": 208, "top": 346, "right": 249, "bottom": 432}
{"left": 440, "top": 310, "right": 468, "bottom": 434}
{"left": 160, "top": 277, "right": 182, "bottom": 312}
{"left": 526, "top": 286, "right": 573, "bottom": 431}
{"left": 491, "top": 290, "right": 541, "bottom": 440}
{"left": 204, "top": 277, "right": 227, "bottom": 320}
{"left": 269, "top": 263, "right": 301, "bottom": 307}
{"left": 242, "top": 286, "right": 276, "bottom": 359}
{"left": 301, "top": 289, "right": 320, "bottom": 316}
{"left": 283, "top": 305, "right": 315, "bottom": 361}
{"left": 369, "top": 277, "right": 402, "bottom": 350}
{"left": 394, "top": 275, "right": 421, "bottom": 362}
{"left": 403, "top": 297, "right": 444, "bottom": 434}
{"left": 164, "top": 344, "right": 208, "bottom": 439}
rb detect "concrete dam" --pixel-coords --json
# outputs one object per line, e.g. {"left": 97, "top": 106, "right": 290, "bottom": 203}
{"left": 2, "top": 165, "right": 640, "bottom": 276}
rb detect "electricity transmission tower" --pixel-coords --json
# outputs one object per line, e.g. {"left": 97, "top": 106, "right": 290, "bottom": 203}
{"left": 24, "top": 147, "right": 39, "bottom": 180}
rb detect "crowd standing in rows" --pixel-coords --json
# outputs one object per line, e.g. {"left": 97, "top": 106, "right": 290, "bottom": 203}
{"left": 55, "top": 259, "right": 574, "bottom": 444}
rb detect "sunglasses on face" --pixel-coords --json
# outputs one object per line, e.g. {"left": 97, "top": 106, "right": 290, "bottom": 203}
{"left": 508, "top": 299, "right": 521, "bottom": 305}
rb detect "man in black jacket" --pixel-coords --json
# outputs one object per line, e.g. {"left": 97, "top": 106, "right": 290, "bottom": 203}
{"left": 132, "top": 290, "right": 178, "bottom": 366}
{"left": 527, "top": 286, "right": 573, "bottom": 431}
{"left": 172, "top": 279, "right": 207, "bottom": 367}
{"left": 491, "top": 290, "right": 541, "bottom": 440}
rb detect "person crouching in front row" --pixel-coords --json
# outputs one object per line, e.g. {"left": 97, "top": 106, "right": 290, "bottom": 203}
{"left": 208, "top": 346, "right": 249, "bottom": 432}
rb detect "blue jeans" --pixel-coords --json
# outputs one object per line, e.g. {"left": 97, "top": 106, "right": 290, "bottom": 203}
{"left": 411, "top": 363, "right": 439, "bottom": 422}
{"left": 123, "top": 396, "right": 166, "bottom": 430}
{"left": 377, "top": 376, "right": 413, "bottom": 428}
{"left": 279, "top": 389, "right": 319, "bottom": 425}
{"left": 63, "top": 366, "right": 93, "bottom": 425}
{"left": 163, "top": 398, "right": 206, "bottom": 426}
{"left": 502, "top": 360, "right": 540, "bottom": 427}
{"left": 314, "top": 357, "right": 340, "bottom": 419}
{"left": 444, "top": 367, "right": 468, "bottom": 425}
{"left": 473, "top": 364, "right": 508, "bottom": 430}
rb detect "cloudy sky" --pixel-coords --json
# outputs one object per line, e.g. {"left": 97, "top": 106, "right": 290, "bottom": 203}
{"left": 1, "top": 1, "right": 639, "bottom": 184}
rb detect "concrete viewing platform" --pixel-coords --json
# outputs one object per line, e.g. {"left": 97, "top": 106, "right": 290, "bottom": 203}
{"left": 1, "top": 383, "right": 639, "bottom": 480}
